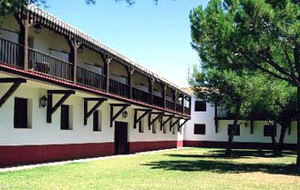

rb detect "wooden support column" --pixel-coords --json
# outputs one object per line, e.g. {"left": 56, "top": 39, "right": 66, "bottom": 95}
{"left": 0, "top": 78, "right": 26, "bottom": 108}
{"left": 134, "top": 109, "right": 152, "bottom": 129}
{"left": 47, "top": 90, "right": 75, "bottom": 123}
{"left": 149, "top": 77, "right": 154, "bottom": 104}
{"left": 181, "top": 94, "right": 185, "bottom": 113}
{"left": 128, "top": 67, "right": 135, "bottom": 99}
{"left": 84, "top": 98, "right": 107, "bottom": 125}
{"left": 110, "top": 104, "right": 130, "bottom": 127}
{"left": 188, "top": 96, "right": 192, "bottom": 115}
{"left": 173, "top": 89, "right": 177, "bottom": 110}
{"left": 163, "top": 84, "right": 167, "bottom": 108}
{"left": 148, "top": 112, "right": 164, "bottom": 130}
{"left": 67, "top": 37, "right": 81, "bottom": 83}
{"left": 15, "top": 13, "right": 33, "bottom": 69}
{"left": 102, "top": 54, "right": 112, "bottom": 92}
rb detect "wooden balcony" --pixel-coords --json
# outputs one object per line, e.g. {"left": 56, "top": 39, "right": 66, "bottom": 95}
{"left": 77, "top": 66, "right": 106, "bottom": 90}
{"left": 109, "top": 79, "right": 129, "bottom": 98}
{"left": 184, "top": 106, "right": 190, "bottom": 115}
{"left": 132, "top": 87, "right": 151, "bottom": 104}
{"left": 166, "top": 100, "right": 175, "bottom": 110}
{"left": 28, "top": 48, "right": 73, "bottom": 81}
{"left": 0, "top": 38, "right": 22, "bottom": 68}
{"left": 0, "top": 37, "right": 190, "bottom": 115}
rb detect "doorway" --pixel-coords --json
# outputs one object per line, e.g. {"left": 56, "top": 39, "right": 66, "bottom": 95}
{"left": 114, "top": 121, "right": 129, "bottom": 154}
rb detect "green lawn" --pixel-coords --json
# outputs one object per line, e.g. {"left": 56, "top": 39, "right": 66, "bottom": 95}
{"left": 0, "top": 148, "right": 299, "bottom": 190}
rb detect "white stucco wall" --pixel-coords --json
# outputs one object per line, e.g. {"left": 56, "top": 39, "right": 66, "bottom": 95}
{"left": 0, "top": 73, "right": 181, "bottom": 146}
{"left": 184, "top": 93, "right": 297, "bottom": 144}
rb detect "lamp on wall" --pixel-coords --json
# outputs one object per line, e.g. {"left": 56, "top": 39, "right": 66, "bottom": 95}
{"left": 39, "top": 96, "right": 48, "bottom": 108}
{"left": 33, "top": 24, "right": 43, "bottom": 34}
{"left": 122, "top": 110, "right": 128, "bottom": 119}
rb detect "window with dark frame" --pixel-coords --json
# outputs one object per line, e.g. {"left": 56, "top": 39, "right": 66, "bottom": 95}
{"left": 227, "top": 124, "right": 240, "bottom": 136}
{"left": 194, "top": 124, "right": 206, "bottom": 135}
{"left": 195, "top": 101, "right": 206, "bottom": 112}
{"left": 14, "top": 98, "right": 28, "bottom": 129}
{"left": 264, "top": 125, "right": 276, "bottom": 137}
{"left": 93, "top": 110, "right": 101, "bottom": 132}
{"left": 61, "top": 105, "right": 70, "bottom": 130}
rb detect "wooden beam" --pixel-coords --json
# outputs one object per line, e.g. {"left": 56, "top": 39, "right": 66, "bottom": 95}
{"left": 101, "top": 54, "right": 112, "bottom": 92}
{"left": 0, "top": 78, "right": 26, "bottom": 108}
{"left": 84, "top": 98, "right": 107, "bottom": 125}
{"left": 160, "top": 115, "right": 173, "bottom": 130}
{"left": 47, "top": 90, "right": 75, "bottom": 123}
{"left": 134, "top": 109, "right": 152, "bottom": 129}
{"left": 170, "top": 117, "right": 182, "bottom": 131}
{"left": 178, "top": 119, "right": 189, "bottom": 132}
{"left": 110, "top": 104, "right": 130, "bottom": 127}
{"left": 148, "top": 112, "right": 164, "bottom": 130}
{"left": 67, "top": 37, "right": 81, "bottom": 83}
{"left": 214, "top": 103, "right": 218, "bottom": 133}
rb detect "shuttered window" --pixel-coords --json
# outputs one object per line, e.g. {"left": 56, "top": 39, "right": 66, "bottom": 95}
{"left": 228, "top": 124, "right": 240, "bottom": 136}
{"left": 194, "top": 124, "right": 206, "bottom": 135}
{"left": 61, "top": 105, "right": 70, "bottom": 130}
{"left": 14, "top": 98, "right": 28, "bottom": 129}
{"left": 93, "top": 110, "right": 101, "bottom": 132}
{"left": 195, "top": 101, "right": 206, "bottom": 112}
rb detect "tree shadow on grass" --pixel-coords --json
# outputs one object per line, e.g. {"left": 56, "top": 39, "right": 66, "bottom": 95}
{"left": 166, "top": 149, "right": 296, "bottom": 160}
{"left": 144, "top": 159, "right": 300, "bottom": 176}
{"left": 144, "top": 150, "right": 299, "bottom": 176}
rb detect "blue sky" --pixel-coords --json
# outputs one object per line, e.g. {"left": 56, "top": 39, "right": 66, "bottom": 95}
{"left": 45, "top": 0, "right": 209, "bottom": 87}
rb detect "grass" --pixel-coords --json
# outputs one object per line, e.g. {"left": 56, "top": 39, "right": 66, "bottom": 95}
{"left": 0, "top": 148, "right": 299, "bottom": 190}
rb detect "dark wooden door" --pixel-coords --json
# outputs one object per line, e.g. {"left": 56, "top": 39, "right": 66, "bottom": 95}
{"left": 114, "top": 122, "right": 129, "bottom": 154}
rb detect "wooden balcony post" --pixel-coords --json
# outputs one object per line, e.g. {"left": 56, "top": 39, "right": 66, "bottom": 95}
{"left": 102, "top": 55, "right": 112, "bottom": 92}
{"left": 181, "top": 94, "right": 185, "bottom": 113}
{"left": 149, "top": 77, "right": 154, "bottom": 104}
{"left": 67, "top": 37, "right": 81, "bottom": 83}
{"left": 163, "top": 84, "right": 167, "bottom": 108}
{"left": 173, "top": 89, "right": 177, "bottom": 110}
{"left": 128, "top": 67, "right": 135, "bottom": 99}
{"left": 15, "top": 13, "right": 33, "bottom": 69}
{"left": 188, "top": 96, "right": 192, "bottom": 114}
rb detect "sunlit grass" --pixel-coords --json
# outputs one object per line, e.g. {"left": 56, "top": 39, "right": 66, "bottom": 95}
{"left": 0, "top": 148, "right": 299, "bottom": 190}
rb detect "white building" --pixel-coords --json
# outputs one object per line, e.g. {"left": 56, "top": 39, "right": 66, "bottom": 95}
{"left": 0, "top": 6, "right": 191, "bottom": 167}
{"left": 183, "top": 90, "right": 297, "bottom": 149}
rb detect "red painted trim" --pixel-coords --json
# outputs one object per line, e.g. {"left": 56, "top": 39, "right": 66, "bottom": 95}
{"left": 0, "top": 143, "right": 114, "bottom": 167}
{"left": 129, "top": 141, "right": 180, "bottom": 153}
{"left": 0, "top": 63, "right": 190, "bottom": 118}
{"left": 183, "top": 140, "right": 297, "bottom": 150}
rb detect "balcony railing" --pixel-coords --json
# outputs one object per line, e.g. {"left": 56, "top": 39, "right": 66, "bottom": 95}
{"left": 153, "top": 95, "right": 164, "bottom": 107}
{"left": 0, "top": 38, "right": 22, "bottom": 68}
{"left": 28, "top": 48, "right": 73, "bottom": 81}
{"left": 0, "top": 38, "right": 191, "bottom": 115}
{"left": 166, "top": 100, "right": 175, "bottom": 110}
{"left": 109, "top": 79, "right": 129, "bottom": 98}
{"left": 132, "top": 87, "right": 151, "bottom": 104}
{"left": 77, "top": 66, "right": 106, "bottom": 90}
{"left": 176, "top": 103, "right": 183, "bottom": 113}
{"left": 184, "top": 107, "right": 190, "bottom": 115}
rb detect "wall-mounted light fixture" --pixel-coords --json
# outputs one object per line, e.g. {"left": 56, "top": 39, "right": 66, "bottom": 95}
{"left": 39, "top": 95, "right": 48, "bottom": 108}
{"left": 33, "top": 24, "right": 43, "bottom": 34}
{"left": 122, "top": 110, "right": 128, "bottom": 119}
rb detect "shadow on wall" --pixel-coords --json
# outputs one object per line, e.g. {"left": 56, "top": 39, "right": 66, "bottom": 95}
{"left": 143, "top": 150, "right": 300, "bottom": 176}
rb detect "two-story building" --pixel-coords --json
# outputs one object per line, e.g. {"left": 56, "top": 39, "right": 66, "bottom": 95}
{"left": 0, "top": 5, "right": 191, "bottom": 167}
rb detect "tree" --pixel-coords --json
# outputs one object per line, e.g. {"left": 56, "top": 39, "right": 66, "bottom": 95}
{"left": 190, "top": 0, "right": 300, "bottom": 166}
{"left": 190, "top": 66, "right": 257, "bottom": 156}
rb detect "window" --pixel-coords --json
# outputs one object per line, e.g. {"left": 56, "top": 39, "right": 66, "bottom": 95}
{"left": 61, "top": 105, "right": 71, "bottom": 130}
{"left": 195, "top": 101, "right": 206, "bottom": 112}
{"left": 93, "top": 110, "right": 102, "bottom": 132}
{"left": 264, "top": 125, "right": 276, "bottom": 137}
{"left": 227, "top": 124, "right": 240, "bottom": 136}
{"left": 194, "top": 124, "right": 206, "bottom": 135}
{"left": 139, "top": 119, "right": 144, "bottom": 133}
{"left": 14, "top": 98, "right": 29, "bottom": 129}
